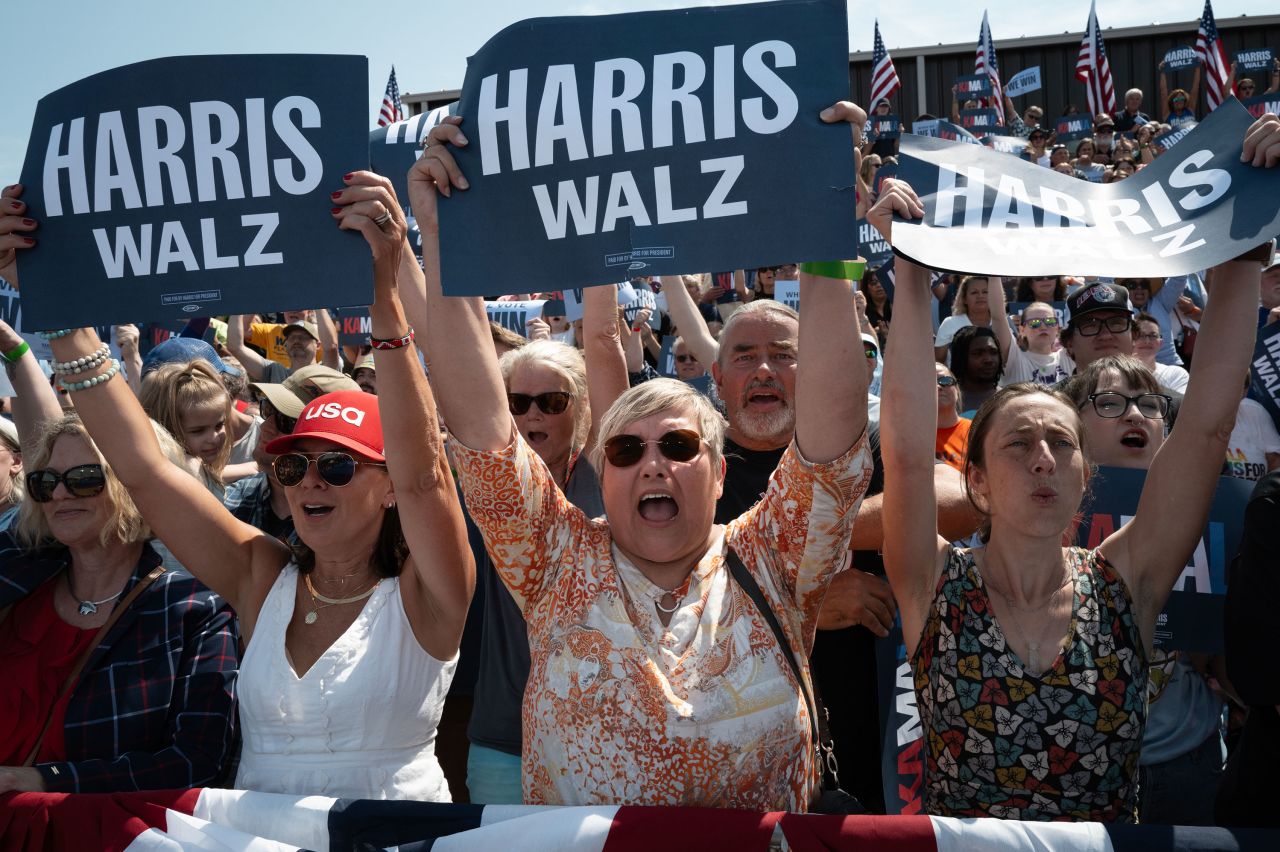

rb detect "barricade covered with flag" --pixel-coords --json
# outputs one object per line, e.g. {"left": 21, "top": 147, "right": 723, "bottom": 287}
{"left": 2, "top": 789, "right": 1277, "bottom": 851}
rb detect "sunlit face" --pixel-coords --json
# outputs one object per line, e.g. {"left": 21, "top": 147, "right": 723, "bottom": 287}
{"left": 968, "top": 396, "right": 1087, "bottom": 538}
{"left": 600, "top": 407, "right": 724, "bottom": 572}
{"left": 0, "top": 443, "right": 21, "bottom": 503}
{"left": 1076, "top": 140, "right": 1094, "bottom": 161}
{"left": 1079, "top": 370, "right": 1163, "bottom": 469}
{"left": 1020, "top": 305, "right": 1059, "bottom": 351}
{"left": 866, "top": 279, "right": 886, "bottom": 302}
{"left": 546, "top": 314, "right": 570, "bottom": 334}
{"left": 1113, "top": 160, "right": 1135, "bottom": 180}
{"left": 1127, "top": 281, "right": 1150, "bottom": 307}
{"left": 935, "top": 363, "right": 959, "bottom": 414}
{"left": 755, "top": 268, "right": 776, "bottom": 294}
{"left": 1066, "top": 309, "right": 1134, "bottom": 368}
{"left": 285, "top": 330, "right": 318, "bottom": 361}
{"left": 1125, "top": 91, "right": 1143, "bottom": 112}
{"left": 508, "top": 361, "right": 578, "bottom": 476}
{"left": 673, "top": 339, "right": 706, "bottom": 381}
{"left": 180, "top": 401, "right": 229, "bottom": 464}
{"left": 39, "top": 435, "right": 112, "bottom": 549}
{"left": 963, "top": 279, "right": 989, "bottom": 314}
{"left": 284, "top": 437, "right": 392, "bottom": 553}
{"left": 1051, "top": 147, "right": 1069, "bottom": 166}
{"left": 711, "top": 314, "right": 799, "bottom": 450}
{"left": 353, "top": 368, "right": 377, "bottom": 395}
{"left": 1133, "top": 320, "right": 1162, "bottom": 362}
{"left": 1030, "top": 276, "right": 1058, "bottom": 301}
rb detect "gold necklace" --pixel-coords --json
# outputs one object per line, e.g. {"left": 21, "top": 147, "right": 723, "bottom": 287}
{"left": 302, "top": 572, "right": 378, "bottom": 625}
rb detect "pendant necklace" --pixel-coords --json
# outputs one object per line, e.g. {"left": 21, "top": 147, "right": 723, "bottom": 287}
{"left": 66, "top": 572, "right": 125, "bottom": 616}
{"left": 987, "top": 564, "right": 1074, "bottom": 675}
{"left": 655, "top": 575, "right": 694, "bottom": 615}
{"left": 303, "top": 573, "right": 378, "bottom": 625}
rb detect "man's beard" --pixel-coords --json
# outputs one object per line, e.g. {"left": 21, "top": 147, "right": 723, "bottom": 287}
{"left": 735, "top": 402, "right": 795, "bottom": 444}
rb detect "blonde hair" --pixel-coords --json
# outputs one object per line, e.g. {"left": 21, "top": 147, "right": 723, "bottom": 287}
{"left": 0, "top": 425, "right": 22, "bottom": 505}
{"left": 499, "top": 340, "right": 591, "bottom": 451}
{"left": 590, "top": 378, "right": 726, "bottom": 474}
{"left": 139, "top": 360, "right": 233, "bottom": 475}
{"left": 952, "top": 276, "right": 989, "bottom": 317}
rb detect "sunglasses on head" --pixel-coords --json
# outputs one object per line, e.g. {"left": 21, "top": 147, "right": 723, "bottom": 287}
{"left": 272, "top": 451, "right": 386, "bottom": 488}
{"left": 603, "top": 429, "right": 703, "bottom": 468}
{"left": 936, "top": 375, "right": 957, "bottom": 387}
{"left": 258, "top": 397, "right": 297, "bottom": 434}
{"left": 1024, "top": 317, "right": 1060, "bottom": 329}
{"left": 26, "top": 464, "right": 107, "bottom": 503}
{"left": 508, "top": 391, "right": 572, "bottom": 416}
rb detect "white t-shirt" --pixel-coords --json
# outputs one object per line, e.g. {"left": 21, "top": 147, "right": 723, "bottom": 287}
{"left": 934, "top": 314, "right": 973, "bottom": 350}
{"left": 229, "top": 415, "right": 264, "bottom": 465}
{"left": 1222, "top": 398, "right": 1280, "bottom": 482}
{"left": 1152, "top": 362, "right": 1190, "bottom": 395}
{"left": 1001, "top": 346, "right": 1075, "bottom": 387}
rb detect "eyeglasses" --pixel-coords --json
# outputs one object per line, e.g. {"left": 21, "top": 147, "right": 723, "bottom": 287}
{"left": 674, "top": 354, "right": 697, "bottom": 364}
{"left": 937, "top": 375, "right": 957, "bottom": 387}
{"left": 603, "top": 429, "right": 704, "bottom": 468}
{"left": 1024, "top": 317, "right": 1060, "bottom": 329}
{"left": 26, "top": 464, "right": 107, "bottom": 503}
{"left": 258, "top": 397, "right": 297, "bottom": 434}
{"left": 1087, "top": 392, "right": 1171, "bottom": 419}
{"left": 272, "top": 452, "right": 386, "bottom": 487}
{"left": 508, "top": 391, "right": 572, "bottom": 416}
{"left": 1135, "top": 332, "right": 1161, "bottom": 341}
{"left": 864, "top": 347, "right": 879, "bottom": 359}
{"left": 1074, "top": 315, "right": 1132, "bottom": 336}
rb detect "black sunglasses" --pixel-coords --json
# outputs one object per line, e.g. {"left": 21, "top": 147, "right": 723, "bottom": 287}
{"left": 259, "top": 397, "right": 297, "bottom": 434}
{"left": 674, "top": 354, "right": 697, "bottom": 364}
{"left": 272, "top": 451, "right": 386, "bottom": 487}
{"left": 936, "top": 375, "right": 957, "bottom": 387}
{"left": 508, "top": 391, "right": 572, "bottom": 416}
{"left": 26, "top": 464, "right": 107, "bottom": 503}
{"left": 603, "top": 429, "right": 704, "bottom": 468}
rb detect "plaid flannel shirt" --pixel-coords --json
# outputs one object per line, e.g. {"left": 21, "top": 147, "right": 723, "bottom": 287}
{"left": 0, "top": 531, "right": 239, "bottom": 792}
{"left": 223, "top": 473, "right": 296, "bottom": 543}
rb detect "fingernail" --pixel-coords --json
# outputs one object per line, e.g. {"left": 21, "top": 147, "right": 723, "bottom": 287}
{"left": 22, "top": 218, "right": 35, "bottom": 227}
{"left": 331, "top": 207, "right": 342, "bottom": 215}
{"left": 455, "top": 132, "right": 468, "bottom": 145}
{"left": 343, "top": 173, "right": 354, "bottom": 181}
{"left": 21, "top": 237, "right": 35, "bottom": 246}
{"left": 820, "top": 107, "right": 834, "bottom": 119}
{"left": 457, "top": 176, "right": 470, "bottom": 189}
{"left": 7, "top": 201, "right": 20, "bottom": 209}
{"left": 331, "top": 191, "right": 342, "bottom": 200}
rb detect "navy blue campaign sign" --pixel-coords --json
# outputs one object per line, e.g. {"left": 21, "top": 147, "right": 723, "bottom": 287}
{"left": 1234, "top": 47, "right": 1275, "bottom": 74}
{"left": 1163, "top": 46, "right": 1199, "bottom": 71}
{"left": 16, "top": 55, "right": 370, "bottom": 330}
{"left": 875, "top": 622, "right": 925, "bottom": 815}
{"left": 0, "top": 277, "right": 118, "bottom": 361}
{"left": 892, "top": 100, "right": 1280, "bottom": 278}
{"left": 368, "top": 103, "right": 457, "bottom": 256}
{"left": 912, "top": 119, "right": 980, "bottom": 146}
{"left": 436, "top": 0, "right": 858, "bottom": 297}
{"left": 1249, "top": 321, "right": 1280, "bottom": 432}
{"left": 1153, "top": 122, "right": 1197, "bottom": 152}
{"left": 337, "top": 305, "right": 372, "bottom": 347}
{"left": 870, "top": 115, "right": 901, "bottom": 140}
{"left": 953, "top": 74, "right": 993, "bottom": 100}
{"left": 1243, "top": 93, "right": 1280, "bottom": 120}
{"left": 856, "top": 218, "right": 891, "bottom": 268}
{"left": 1055, "top": 115, "right": 1093, "bottom": 142}
{"left": 960, "top": 108, "right": 1000, "bottom": 136}
{"left": 1074, "top": 466, "right": 1252, "bottom": 653}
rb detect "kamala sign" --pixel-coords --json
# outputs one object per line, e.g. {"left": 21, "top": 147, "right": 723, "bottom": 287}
{"left": 17, "top": 55, "right": 369, "bottom": 329}
{"left": 436, "top": 0, "right": 858, "bottom": 297}
{"left": 892, "top": 100, "right": 1280, "bottom": 277}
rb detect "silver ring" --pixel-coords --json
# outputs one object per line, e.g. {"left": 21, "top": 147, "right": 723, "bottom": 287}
{"left": 373, "top": 211, "right": 392, "bottom": 229}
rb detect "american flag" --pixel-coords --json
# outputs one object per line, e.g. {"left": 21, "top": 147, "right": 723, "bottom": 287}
{"left": 975, "top": 11, "right": 1004, "bottom": 124}
{"left": 1196, "top": 0, "right": 1231, "bottom": 110}
{"left": 378, "top": 66, "right": 404, "bottom": 127}
{"left": 869, "top": 21, "right": 901, "bottom": 109}
{"left": 1076, "top": 1, "right": 1117, "bottom": 115}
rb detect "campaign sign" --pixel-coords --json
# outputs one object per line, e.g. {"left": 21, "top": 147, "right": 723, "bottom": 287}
{"left": 1234, "top": 47, "right": 1275, "bottom": 74}
{"left": 0, "top": 277, "right": 120, "bottom": 362}
{"left": 1250, "top": 320, "right": 1280, "bottom": 432}
{"left": 857, "top": 218, "right": 892, "bottom": 268}
{"left": 953, "top": 74, "right": 992, "bottom": 100}
{"left": 485, "top": 299, "right": 548, "bottom": 335}
{"left": 774, "top": 279, "right": 799, "bottom": 311}
{"left": 875, "top": 623, "right": 924, "bottom": 815}
{"left": 1054, "top": 114, "right": 1092, "bottom": 142}
{"left": 1163, "top": 46, "right": 1198, "bottom": 71}
{"left": 983, "top": 134, "right": 1029, "bottom": 156}
{"left": 623, "top": 283, "right": 658, "bottom": 326}
{"left": 1242, "top": 93, "right": 1280, "bottom": 120}
{"left": 960, "top": 108, "right": 1000, "bottom": 135}
{"left": 368, "top": 103, "right": 457, "bottom": 256}
{"left": 911, "top": 119, "right": 980, "bottom": 146}
{"left": 1152, "top": 122, "right": 1196, "bottom": 152}
{"left": 337, "top": 305, "right": 372, "bottom": 347}
{"left": 137, "top": 319, "right": 218, "bottom": 356}
{"left": 1003, "top": 66, "right": 1041, "bottom": 98}
{"left": 870, "top": 115, "right": 901, "bottom": 140}
{"left": 892, "top": 100, "right": 1280, "bottom": 278}
{"left": 1074, "top": 466, "right": 1251, "bottom": 652}
{"left": 562, "top": 281, "right": 635, "bottom": 322}
{"left": 16, "top": 55, "right": 370, "bottom": 329}
{"left": 873, "top": 162, "right": 898, "bottom": 195}
{"left": 436, "top": 0, "right": 858, "bottom": 297}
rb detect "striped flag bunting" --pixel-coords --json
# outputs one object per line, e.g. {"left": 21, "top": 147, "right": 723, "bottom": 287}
{"left": 1, "top": 788, "right": 1276, "bottom": 851}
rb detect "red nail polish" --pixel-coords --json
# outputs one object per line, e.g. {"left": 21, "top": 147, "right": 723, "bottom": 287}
{"left": 22, "top": 218, "right": 35, "bottom": 227}
{"left": 331, "top": 191, "right": 342, "bottom": 200}
{"left": 343, "top": 173, "right": 354, "bottom": 181}
{"left": 22, "top": 237, "right": 35, "bottom": 245}
{"left": 331, "top": 207, "right": 342, "bottom": 215}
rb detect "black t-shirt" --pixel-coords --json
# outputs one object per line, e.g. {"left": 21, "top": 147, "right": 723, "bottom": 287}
{"left": 715, "top": 420, "right": 889, "bottom": 812}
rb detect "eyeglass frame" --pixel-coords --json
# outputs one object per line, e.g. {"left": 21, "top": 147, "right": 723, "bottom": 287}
{"left": 507, "top": 391, "right": 573, "bottom": 416}
{"left": 25, "top": 464, "right": 108, "bottom": 503}
{"left": 272, "top": 451, "right": 387, "bottom": 488}
{"left": 1072, "top": 314, "right": 1133, "bottom": 336}
{"left": 602, "top": 429, "right": 705, "bottom": 468}
{"left": 258, "top": 396, "right": 298, "bottom": 434}
{"left": 1023, "top": 317, "right": 1060, "bottom": 329}
{"left": 1085, "top": 391, "right": 1172, "bottom": 420}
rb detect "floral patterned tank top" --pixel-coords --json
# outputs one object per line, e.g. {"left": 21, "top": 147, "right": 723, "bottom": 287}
{"left": 912, "top": 546, "right": 1147, "bottom": 822}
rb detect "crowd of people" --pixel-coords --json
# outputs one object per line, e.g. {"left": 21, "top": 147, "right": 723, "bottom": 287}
{"left": 0, "top": 89, "right": 1278, "bottom": 831}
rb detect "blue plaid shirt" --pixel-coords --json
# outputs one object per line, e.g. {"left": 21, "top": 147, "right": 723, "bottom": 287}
{"left": 223, "top": 473, "right": 296, "bottom": 543}
{"left": 0, "top": 531, "right": 239, "bottom": 792}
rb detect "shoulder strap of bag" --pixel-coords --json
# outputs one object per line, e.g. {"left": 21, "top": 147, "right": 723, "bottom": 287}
{"left": 22, "top": 565, "right": 167, "bottom": 767}
{"left": 724, "top": 546, "right": 840, "bottom": 789}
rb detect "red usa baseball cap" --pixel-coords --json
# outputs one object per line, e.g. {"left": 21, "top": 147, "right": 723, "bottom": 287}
{"left": 264, "top": 390, "right": 384, "bottom": 461}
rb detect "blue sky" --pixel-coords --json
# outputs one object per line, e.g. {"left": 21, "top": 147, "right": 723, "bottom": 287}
{"left": 3, "top": 0, "right": 1272, "bottom": 178}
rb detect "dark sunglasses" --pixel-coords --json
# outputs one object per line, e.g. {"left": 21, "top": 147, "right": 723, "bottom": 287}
{"left": 1024, "top": 317, "right": 1060, "bottom": 329}
{"left": 674, "top": 354, "right": 697, "bottom": 364}
{"left": 508, "top": 391, "right": 572, "bottom": 416}
{"left": 272, "top": 451, "right": 386, "bottom": 488}
{"left": 258, "top": 397, "right": 297, "bottom": 434}
{"left": 936, "top": 375, "right": 957, "bottom": 387}
{"left": 603, "top": 429, "right": 703, "bottom": 468}
{"left": 26, "top": 464, "right": 107, "bottom": 502}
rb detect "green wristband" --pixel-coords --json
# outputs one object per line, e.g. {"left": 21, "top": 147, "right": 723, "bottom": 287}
{"left": 798, "top": 260, "right": 867, "bottom": 281}
{"left": 1, "top": 340, "right": 30, "bottom": 363}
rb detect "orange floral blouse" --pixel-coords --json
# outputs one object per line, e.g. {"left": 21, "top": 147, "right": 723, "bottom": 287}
{"left": 450, "top": 429, "right": 873, "bottom": 810}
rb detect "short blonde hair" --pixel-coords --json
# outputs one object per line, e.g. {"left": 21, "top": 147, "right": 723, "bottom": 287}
{"left": 590, "top": 378, "right": 726, "bottom": 473}
{"left": 139, "top": 360, "right": 233, "bottom": 475}
{"left": 499, "top": 340, "right": 591, "bottom": 451}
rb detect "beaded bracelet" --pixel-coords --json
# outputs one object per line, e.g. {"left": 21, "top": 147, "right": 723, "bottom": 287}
{"left": 370, "top": 328, "right": 415, "bottom": 350}
{"left": 60, "top": 359, "right": 120, "bottom": 393}
{"left": 37, "top": 329, "right": 74, "bottom": 340}
{"left": 52, "top": 344, "right": 111, "bottom": 375}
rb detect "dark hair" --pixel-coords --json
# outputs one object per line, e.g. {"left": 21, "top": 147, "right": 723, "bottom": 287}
{"left": 1015, "top": 277, "right": 1067, "bottom": 302}
{"left": 1061, "top": 354, "right": 1161, "bottom": 411}
{"left": 291, "top": 505, "right": 408, "bottom": 579}
{"left": 963, "top": 383, "right": 1084, "bottom": 542}
{"left": 1132, "top": 311, "right": 1160, "bottom": 330}
{"left": 950, "top": 325, "right": 1002, "bottom": 386}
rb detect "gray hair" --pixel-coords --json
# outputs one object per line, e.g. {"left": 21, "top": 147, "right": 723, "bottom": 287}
{"left": 716, "top": 300, "right": 799, "bottom": 367}
{"left": 499, "top": 339, "right": 591, "bottom": 450}
{"left": 590, "top": 379, "right": 727, "bottom": 474}
{"left": 1125, "top": 88, "right": 1143, "bottom": 100}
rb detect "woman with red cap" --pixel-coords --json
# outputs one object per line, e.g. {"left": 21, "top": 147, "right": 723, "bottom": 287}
{"left": 3, "top": 175, "right": 473, "bottom": 801}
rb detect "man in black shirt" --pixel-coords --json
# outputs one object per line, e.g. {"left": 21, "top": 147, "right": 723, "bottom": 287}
{"left": 711, "top": 300, "right": 980, "bottom": 812}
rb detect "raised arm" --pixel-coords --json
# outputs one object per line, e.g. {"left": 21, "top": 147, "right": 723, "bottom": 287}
{"left": 1158, "top": 63, "right": 1170, "bottom": 115}
{"left": 988, "top": 275, "right": 1011, "bottom": 361}
{"left": 333, "top": 170, "right": 474, "bottom": 660}
{"left": 875, "top": 180, "right": 952, "bottom": 656}
{"left": 794, "top": 102, "right": 870, "bottom": 463}
{"left": 0, "top": 319, "right": 62, "bottom": 453}
{"left": 115, "top": 324, "right": 143, "bottom": 397}
{"left": 408, "top": 117, "right": 513, "bottom": 453}
{"left": 583, "top": 285, "right": 630, "bottom": 450}
{"left": 659, "top": 275, "right": 719, "bottom": 368}
{"left": 315, "top": 308, "right": 341, "bottom": 370}
{"left": 1188, "top": 65, "right": 1202, "bottom": 113}
{"left": 226, "top": 315, "right": 272, "bottom": 382}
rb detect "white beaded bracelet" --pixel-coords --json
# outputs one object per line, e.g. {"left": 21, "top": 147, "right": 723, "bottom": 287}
{"left": 60, "top": 359, "right": 120, "bottom": 393}
{"left": 52, "top": 344, "right": 111, "bottom": 375}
